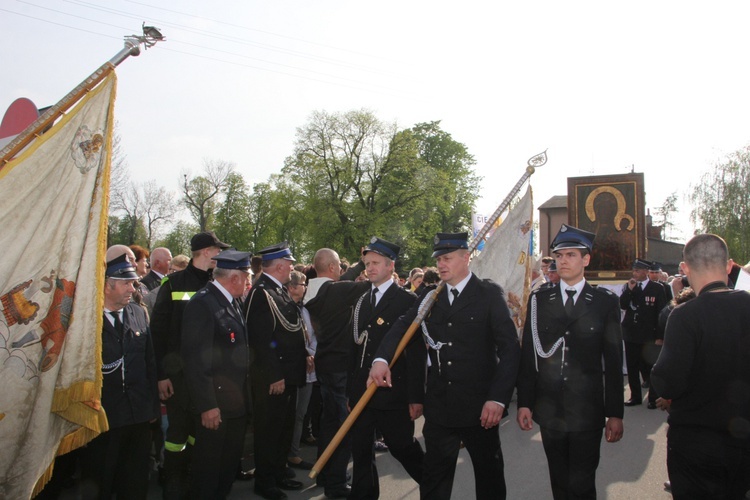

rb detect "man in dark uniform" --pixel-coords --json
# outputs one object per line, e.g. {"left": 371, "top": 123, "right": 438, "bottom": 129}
{"left": 516, "top": 224, "right": 624, "bottom": 500}
{"left": 369, "top": 232, "right": 520, "bottom": 499}
{"left": 80, "top": 253, "right": 159, "bottom": 499}
{"left": 652, "top": 234, "right": 750, "bottom": 499}
{"left": 348, "top": 237, "right": 425, "bottom": 499}
{"left": 150, "top": 230, "right": 229, "bottom": 499}
{"left": 181, "top": 250, "right": 252, "bottom": 499}
{"left": 244, "top": 242, "right": 308, "bottom": 500}
{"left": 648, "top": 261, "right": 673, "bottom": 302}
{"left": 620, "top": 258, "right": 667, "bottom": 408}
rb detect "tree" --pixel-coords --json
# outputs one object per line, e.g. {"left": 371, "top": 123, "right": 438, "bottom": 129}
{"left": 281, "top": 111, "right": 480, "bottom": 266}
{"left": 155, "top": 220, "right": 199, "bottom": 257}
{"left": 141, "top": 180, "right": 178, "bottom": 248}
{"left": 214, "top": 172, "right": 254, "bottom": 251}
{"left": 108, "top": 123, "right": 129, "bottom": 213}
{"left": 653, "top": 192, "right": 679, "bottom": 241}
{"left": 182, "top": 159, "right": 235, "bottom": 232}
{"left": 691, "top": 145, "right": 750, "bottom": 263}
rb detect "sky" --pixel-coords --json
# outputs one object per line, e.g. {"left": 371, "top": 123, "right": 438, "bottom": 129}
{"left": 3, "top": 0, "right": 750, "bottom": 244}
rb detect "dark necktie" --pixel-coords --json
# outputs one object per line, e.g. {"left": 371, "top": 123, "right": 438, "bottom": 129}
{"left": 637, "top": 282, "right": 643, "bottom": 291}
{"left": 371, "top": 287, "right": 379, "bottom": 308}
{"left": 108, "top": 311, "right": 123, "bottom": 334}
{"left": 450, "top": 287, "right": 459, "bottom": 305}
{"left": 565, "top": 289, "right": 576, "bottom": 317}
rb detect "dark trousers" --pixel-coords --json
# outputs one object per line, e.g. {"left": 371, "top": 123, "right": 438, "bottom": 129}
{"left": 667, "top": 425, "right": 750, "bottom": 500}
{"left": 420, "top": 418, "right": 506, "bottom": 500}
{"left": 624, "top": 341, "right": 657, "bottom": 403}
{"left": 190, "top": 414, "right": 247, "bottom": 500}
{"left": 350, "top": 406, "right": 424, "bottom": 499}
{"left": 163, "top": 388, "right": 195, "bottom": 499}
{"left": 80, "top": 421, "right": 151, "bottom": 500}
{"left": 253, "top": 382, "right": 298, "bottom": 490}
{"left": 540, "top": 427, "right": 603, "bottom": 500}
{"left": 316, "top": 371, "right": 351, "bottom": 491}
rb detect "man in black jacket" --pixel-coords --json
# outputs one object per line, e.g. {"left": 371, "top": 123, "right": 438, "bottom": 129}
{"left": 517, "top": 224, "right": 624, "bottom": 500}
{"left": 369, "top": 232, "right": 520, "bottom": 499}
{"left": 620, "top": 258, "right": 667, "bottom": 408}
{"left": 150, "top": 230, "right": 229, "bottom": 499}
{"left": 80, "top": 252, "right": 159, "bottom": 499}
{"left": 244, "top": 242, "right": 308, "bottom": 500}
{"left": 182, "top": 250, "right": 252, "bottom": 499}
{"left": 347, "top": 237, "right": 425, "bottom": 499}
{"left": 304, "top": 248, "right": 368, "bottom": 498}
{"left": 652, "top": 234, "right": 750, "bottom": 499}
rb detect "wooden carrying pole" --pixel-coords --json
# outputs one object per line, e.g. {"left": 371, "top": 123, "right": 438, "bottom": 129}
{"left": 309, "top": 150, "right": 547, "bottom": 479}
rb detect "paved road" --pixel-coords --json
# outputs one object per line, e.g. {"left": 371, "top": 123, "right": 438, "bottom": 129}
{"left": 55, "top": 382, "right": 673, "bottom": 499}
{"left": 231, "top": 382, "right": 673, "bottom": 499}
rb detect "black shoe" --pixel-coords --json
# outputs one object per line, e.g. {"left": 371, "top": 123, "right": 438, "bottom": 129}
{"left": 624, "top": 399, "right": 642, "bottom": 406}
{"left": 284, "top": 466, "right": 296, "bottom": 479}
{"left": 647, "top": 402, "right": 657, "bottom": 409}
{"left": 236, "top": 469, "right": 254, "bottom": 481}
{"left": 254, "top": 486, "right": 288, "bottom": 500}
{"left": 278, "top": 478, "right": 303, "bottom": 491}
{"left": 287, "top": 458, "right": 314, "bottom": 470}
{"left": 325, "top": 485, "right": 352, "bottom": 498}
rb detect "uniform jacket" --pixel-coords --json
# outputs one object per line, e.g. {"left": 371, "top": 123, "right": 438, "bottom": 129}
{"left": 150, "top": 262, "right": 212, "bottom": 382}
{"left": 181, "top": 282, "right": 250, "bottom": 418}
{"left": 347, "top": 284, "right": 425, "bottom": 410}
{"left": 243, "top": 274, "right": 307, "bottom": 387}
{"left": 101, "top": 303, "right": 159, "bottom": 429}
{"left": 619, "top": 279, "right": 667, "bottom": 343}
{"left": 376, "top": 274, "right": 520, "bottom": 428}
{"left": 517, "top": 282, "right": 624, "bottom": 433}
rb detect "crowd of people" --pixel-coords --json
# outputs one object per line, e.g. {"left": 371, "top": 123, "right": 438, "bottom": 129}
{"left": 39, "top": 226, "right": 749, "bottom": 500}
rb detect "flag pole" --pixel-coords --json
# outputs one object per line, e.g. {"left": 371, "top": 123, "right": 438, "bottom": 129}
{"left": 309, "top": 150, "right": 548, "bottom": 479}
{"left": 0, "top": 24, "right": 166, "bottom": 166}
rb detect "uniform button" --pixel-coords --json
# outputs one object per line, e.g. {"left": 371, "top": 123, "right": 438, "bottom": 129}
{"left": 448, "top": 381, "right": 452, "bottom": 385}
{"left": 447, "top": 322, "right": 452, "bottom": 327}
{"left": 448, "top": 342, "right": 453, "bottom": 347}
{"left": 565, "top": 331, "right": 570, "bottom": 336}
{"left": 563, "top": 377, "right": 568, "bottom": 381}
{"left": 447, "top": 361, "right": 452, "bottom": 366}
{"left": 564, "top": 347, "right": 569, "bottom": 351}
{"left": 279, "top": 356, "right": 283, "bottom": 360}
{"left": 564, "top": 362, "right": 569, "bottom": 366}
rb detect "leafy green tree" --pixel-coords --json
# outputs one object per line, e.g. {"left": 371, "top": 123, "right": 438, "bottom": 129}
{"left": 691, "top": 145, "right": 750, "bottom": 263}
{"left": 282, "top": 111, "right": 480, "bottom": 266}
{"left": 155, "top": 220, "right": 199, "bottom": 257}
{"left": 182, "top": 159, "right": 235, "bottom": 232}
{"left": 214, "top": 172, "right": 254, "bottom": 251}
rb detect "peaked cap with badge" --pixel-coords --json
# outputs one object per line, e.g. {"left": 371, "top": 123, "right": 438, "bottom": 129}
{"left": 212, "top": 249, "right": 252, "bottom": 270}
{"left": 550, "top": 224, "right": 595, "bottom": 253}
{"left": 363, "top": 236, "right": 400, "bottom": 261}
{"left": 257, "top": 241, "right": 295, "bottom": 262}
{"left": 432, "top": 232, "right": 469, "bottom": 258}
{"left": 106, "top": 254, "right": 140, "bottom": 280}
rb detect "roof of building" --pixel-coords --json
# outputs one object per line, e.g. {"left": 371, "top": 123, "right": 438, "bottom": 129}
{"left": 538, "top": 195, "right": 568, "bottom": 210}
